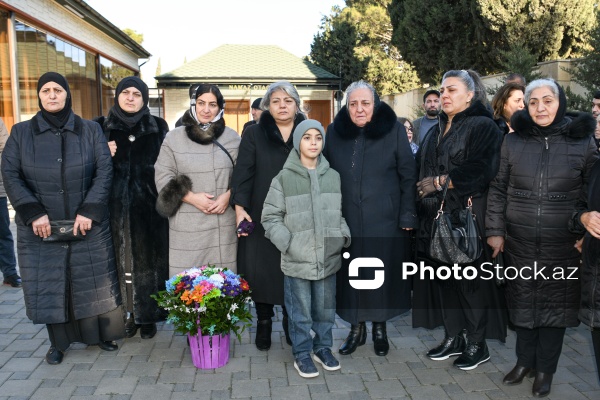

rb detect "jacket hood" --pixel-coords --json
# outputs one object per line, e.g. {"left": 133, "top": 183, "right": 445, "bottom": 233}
{"left": 512, "top": 110, "right": 596, "bottom": 139}
{"left": 282, "top": 149, "right": 330, "bottom": 178}
{"left": 181, "top": 109, "right": 225, "bottom": 145}
{"left": 333, "top": 101, "right": 397, "bottom": 140}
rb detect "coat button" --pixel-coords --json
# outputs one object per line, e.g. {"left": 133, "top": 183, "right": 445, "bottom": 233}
{"left": 59, "top": 190, "right": 64, "bottom": 194}
{"left": 57, "top": 158, "right": 62, "bottom": 162}
{"left": 62, "top": 244, "right": 69, "bottom": 249}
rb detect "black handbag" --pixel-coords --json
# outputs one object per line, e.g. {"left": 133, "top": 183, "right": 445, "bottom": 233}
{"left": 429, "top": 182, "right": 482, "bottom": 264}
{"left": 42, "top": 220, "right": 85, "bottom": 242}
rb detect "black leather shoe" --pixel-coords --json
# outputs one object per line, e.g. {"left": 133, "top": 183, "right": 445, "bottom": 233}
{"left": 532, "top": 372, "right": 553, "bottom": 398}
{"left": 503, "top": 365, "right": 534, "bottom": 386}
{"left": 282, "top": 315, "right": 292, "bottom": 346}
{"left": 255, "top": 319, "right": 272, "bottom": 351}
{"left": 125, "top": 316, "right": 140, "bottom": 338}
{"left": 45, "top": 347, "right": 63, "bottom": 365}
{"left": 339, "top": 322, "right": 366, "bottom": 355}
{"left": 427, "top": 334, "right": 466, "bottom": 360}
{"left": 140, "top": 323, "right": 157, "bottom": 339}
{"left": 453, "top": 341, "right": 490, "bottom": 370}
{"left": 372, "top": 322, "right": 389, "bottom": 356}
{"left": 3, "top": 274, "right": 21, "bottom": 288}
{"left": 97, "top": 341, "right": 118, "bottom": 351}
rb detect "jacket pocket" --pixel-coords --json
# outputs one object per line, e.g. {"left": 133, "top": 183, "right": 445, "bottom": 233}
{"left": 324, "top": 227, "right": 345, "bottom": 262}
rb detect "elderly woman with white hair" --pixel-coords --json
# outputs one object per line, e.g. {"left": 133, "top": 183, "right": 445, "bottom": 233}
{"left": 230, "top": 81, "right": 305, "bottom": 351}
{"left": 487, "top": 78, "right": 598, "bottom": 397}
{"left": 323, "top": 80, "right": 417, "bottom": 357}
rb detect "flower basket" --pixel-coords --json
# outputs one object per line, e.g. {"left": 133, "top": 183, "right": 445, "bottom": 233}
{"left": 188, "top": 332, "right": 230, "bottom": 369}
{"left": 152, "top": 264, "right": 253, "bottom": 364}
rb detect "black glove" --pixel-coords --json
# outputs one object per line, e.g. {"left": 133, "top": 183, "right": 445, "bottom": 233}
{"left": 416, "top": 177, "right": 436, "bottom": 199}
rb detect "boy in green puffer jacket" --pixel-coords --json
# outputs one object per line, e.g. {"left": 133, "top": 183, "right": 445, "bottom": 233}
{"left": 262, "top": 119, "right": 351, "bottom": 379}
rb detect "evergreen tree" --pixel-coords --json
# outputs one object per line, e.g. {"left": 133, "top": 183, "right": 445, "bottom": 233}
{"left": 390, "top": 0, "right": 596, "bottom": 85}
{"left": 567, "top": 10, "right": 600, "bottom": 111}
{"left": 122, "top": 28, "right": 143, "bottom": 45}
{"left": 310, "top": 2, "right": 419, "bottom": 94}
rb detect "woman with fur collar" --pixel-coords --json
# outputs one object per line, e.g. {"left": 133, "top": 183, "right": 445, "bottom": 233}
{"left": 230, "top": 81, "right": 305, "bottom": 351}
{"left": 415, "top": 70, "right": 506, "bottom": 372}
{"left": 487, "top": 79, "right": 598, "bottom": 397}
{"left": 323, "top": 80, "right": 418, "bottom": 357}
{"left": 155, "top": 84, "right": 240, "bottom": 278}
{"left": 95, "top": 76, "right": 170, "bottom": 340}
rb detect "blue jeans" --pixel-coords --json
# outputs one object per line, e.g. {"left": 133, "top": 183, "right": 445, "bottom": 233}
{"left": 284, "top": 274, "right": 336, "bottom": 357}
{"left": 0, "top": 197, "right": 17, "bottom": 278}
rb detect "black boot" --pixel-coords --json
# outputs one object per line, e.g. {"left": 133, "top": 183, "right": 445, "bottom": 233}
{"left": 125, "top": 315, "right": 140, "bottom": 338}
{"left": 255, "top": 319, "right": 272, "bottom": 351}
{"left": 372, "top": 322, "right": 389, "bottom": 356}
{"left": 45, "top": 347, "right": 64, "bottom": 365}
{"left": 453, "top": 340, "right": 490, "bottom": 370}
{"left": 282, "top": 315, "right": 292, "bottom": 346}
{"left": 339, "top": 322, "right": 366, "bottom": 355}
{"left": 140, "top": 323, "right": 157, "bottom": 339}
{"left": 427, "top": 333, "right": 466, "bottom": 361}
{"left": 532, "top": 371, "right": 553, "bottom": 398}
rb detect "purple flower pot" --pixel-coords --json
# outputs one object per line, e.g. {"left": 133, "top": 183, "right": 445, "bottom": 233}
{"left": 188, "top": 332, "right": 230, "bottom": 369}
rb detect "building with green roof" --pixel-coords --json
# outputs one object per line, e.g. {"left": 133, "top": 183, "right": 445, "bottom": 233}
{"left": 156, "top": 44, "right": 340, "bottom": 132}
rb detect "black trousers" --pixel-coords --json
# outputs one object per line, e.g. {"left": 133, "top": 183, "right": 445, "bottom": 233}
{"left": 515, "top": 326, "right": 566, "bottom": 374}
{"left": 255, "top": 302, "right": 288, "bottom": 321}
{"left": 592, "top": 329, "right": 600, "bottom": 383}
{"left": 440, "top": 284, "right": 487, "bottom": 342}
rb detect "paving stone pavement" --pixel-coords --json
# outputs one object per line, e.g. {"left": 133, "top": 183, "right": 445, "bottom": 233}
{"left": 1, "top": 212, "right": 600, "bottom": 399}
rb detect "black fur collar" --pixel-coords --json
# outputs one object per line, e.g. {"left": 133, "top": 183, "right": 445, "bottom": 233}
{"left": 103, "top": 109, "right": 158, "bottom": 138}
{"left": 512, "top": 110, "right": 595, "bottom": 139}
{"left": 258, "top": 110, "right": 305, "bottom": 145}
{"left": 333, "top": 101, "right": 397, "bottom": 140}
{"left": 439, "top": 100, "right": 493, "bottom": 124}
{"left": 181, "top": 109, "right": 225, "bottom": 145}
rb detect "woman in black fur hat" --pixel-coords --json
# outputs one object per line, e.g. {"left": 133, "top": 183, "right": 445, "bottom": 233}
{"left": 155, "top": 84, "right": 240, "bottom": 274}
{"left": 95, "top": 76, "right": 170, "bottom": 340}
{"left": 487, "top": 79, "right": 598, "bottom": 397}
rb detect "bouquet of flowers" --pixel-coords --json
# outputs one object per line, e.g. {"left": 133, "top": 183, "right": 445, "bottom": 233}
{"left": 152, "top": 265, "right": 253, "bottom": 341}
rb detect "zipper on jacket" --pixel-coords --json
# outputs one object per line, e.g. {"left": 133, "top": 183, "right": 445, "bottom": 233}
{"left": 533, "top": 137, "right": 549, "bottom": 320}
{"left": 60, "top": 130, "right": 70, "bottom": 218}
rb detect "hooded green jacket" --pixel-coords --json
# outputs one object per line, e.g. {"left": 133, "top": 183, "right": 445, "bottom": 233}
{"left": 261, "top": 151, "right": 350, "bottom": 280}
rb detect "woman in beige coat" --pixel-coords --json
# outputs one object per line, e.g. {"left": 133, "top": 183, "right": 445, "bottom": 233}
{"left": 155, "top": 84, "right": 240, "bottom": 275}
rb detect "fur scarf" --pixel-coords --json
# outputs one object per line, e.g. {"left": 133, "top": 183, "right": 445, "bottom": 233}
{"left": 181, "top": 109, "right": 225, "bottom": 145}
{"left": 332, "top": 101, "right": 397, "bottom": 140}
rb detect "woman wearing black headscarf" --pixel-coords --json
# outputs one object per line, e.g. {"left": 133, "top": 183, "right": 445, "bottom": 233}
{"left": 487, "top": 79, "right": 598, "bottom": 397}
{"left": 1, "top": 72, "right": 123, "bottom": 365}
{"left": 95, "top": 76, "right": 170, "bottom": 340}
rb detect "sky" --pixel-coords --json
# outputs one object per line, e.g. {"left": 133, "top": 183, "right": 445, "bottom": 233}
{"left": 85, "top": 0, "right": 345, "bottom": 85}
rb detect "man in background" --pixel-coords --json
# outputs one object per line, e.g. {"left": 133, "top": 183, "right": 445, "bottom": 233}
{"left": 242, "top": 98, "right": 263, "bottom": 135}
{"left": 412, "top": 89, "right": 440, "bottom": 145}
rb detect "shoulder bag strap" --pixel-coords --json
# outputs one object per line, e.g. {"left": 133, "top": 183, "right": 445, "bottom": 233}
{"left": 212, "top": 139, "right": 234, "bottom": 166}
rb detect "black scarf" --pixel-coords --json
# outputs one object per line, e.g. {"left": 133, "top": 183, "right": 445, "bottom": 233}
{"left": 37, "top": 72, "right": 72, "bottom": 128}
{"left": 111, "top": 76, "right": 150, "bottom": 128}
{"left": 511, "top": 80, "right": 568, "bottom": 137}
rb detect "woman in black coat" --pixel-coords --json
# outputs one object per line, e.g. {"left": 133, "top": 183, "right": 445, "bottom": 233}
{"left": 1, "top": 72, "right": 123, "bottom": 365}
{"left": 487, "top": 79, "right": 598, "bottom": 397}
{"left": 578, "top": 159, "right": 600, "bottom": 383}
{"left": 415, "top": 70, "right": 505, "bottom": 371}
{"left": 230, "top": 81, "right": 305, "bottom": 351}
{"left": 95, "top": 76, "right": 169, "bottom": 340}
{"left": 323, "top": 80, "right": 418, "bottom": 357}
